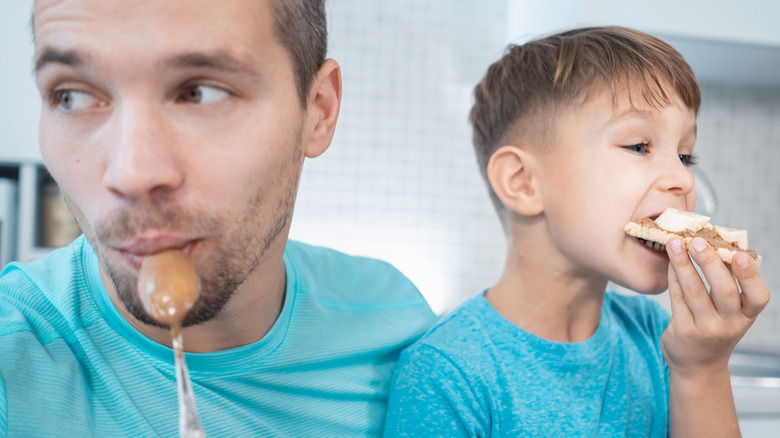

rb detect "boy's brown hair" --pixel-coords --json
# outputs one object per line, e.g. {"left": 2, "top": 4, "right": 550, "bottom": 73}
{"left": 470, "top": 26, "right": 701, "bottom": 213}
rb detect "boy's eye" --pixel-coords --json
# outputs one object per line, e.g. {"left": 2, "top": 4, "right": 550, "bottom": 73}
{"left": 178, "top": 85, "right": 230, "bottom": 104}
{"left": 51, "top": 90, "right": 102, "bottom": 112}
{"left": 623, "top": 142, "right": 649, "bottom": 154}
{"left": 679, "top": 154, "right": 698, "bottom": 166}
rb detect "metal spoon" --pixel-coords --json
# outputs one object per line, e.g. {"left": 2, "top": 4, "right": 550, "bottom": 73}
{"left": 137, "top": 249, "right": 206, "bottom": 438}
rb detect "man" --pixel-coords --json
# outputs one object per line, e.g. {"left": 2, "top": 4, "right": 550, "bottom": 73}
{"left": 0, "top": 0, "right": 436, "bottom": 436}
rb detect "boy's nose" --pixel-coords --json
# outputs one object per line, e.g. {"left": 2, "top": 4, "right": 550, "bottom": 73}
{"left": 656, "top": 153, "right": 696, "bottom": 197}
{"left": 102, "top": 104, "right": 185, "bottom": 202}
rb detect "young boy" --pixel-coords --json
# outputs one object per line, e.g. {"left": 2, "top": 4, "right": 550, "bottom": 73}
{"left": 383, "top": 26, "right": 769, "bottom": 437}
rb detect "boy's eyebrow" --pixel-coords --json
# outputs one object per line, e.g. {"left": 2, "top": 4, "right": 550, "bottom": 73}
{"left": 608, "top": 108, "right": 657, "bottom": 124}
{"left": 609, "top": 108, "right": 698, "bottom": 136}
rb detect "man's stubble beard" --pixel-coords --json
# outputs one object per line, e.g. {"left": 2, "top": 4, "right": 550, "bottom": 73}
{"left": 65, "top": 154, "right": 303, "bottom": 330}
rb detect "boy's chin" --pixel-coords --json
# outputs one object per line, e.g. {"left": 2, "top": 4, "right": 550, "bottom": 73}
{"left": 611, "top": 277, "right": 669, "bottom": 295}
{"left": 633, "top": 286, "right": 669, "bottom": 295}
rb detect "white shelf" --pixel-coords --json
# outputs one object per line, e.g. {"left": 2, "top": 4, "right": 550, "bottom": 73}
{"left": 4, "top": 162, "right": 64, "bottom": 264}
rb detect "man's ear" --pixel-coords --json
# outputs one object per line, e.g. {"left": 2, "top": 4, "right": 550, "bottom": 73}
{"left": 487, "top": 145, "right": 543, "bottom": 216}
{"left": 303, "top": 58, "right": 342, "bottom": 158}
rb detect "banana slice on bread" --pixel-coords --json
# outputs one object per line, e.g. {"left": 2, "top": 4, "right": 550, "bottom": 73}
{"left": 624, "top": 208, "right": 762, "bottom": 266}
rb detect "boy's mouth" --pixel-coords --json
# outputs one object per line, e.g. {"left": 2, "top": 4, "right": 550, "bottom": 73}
{"left": 637, "top": 237, "right": 665, "bottom": 252}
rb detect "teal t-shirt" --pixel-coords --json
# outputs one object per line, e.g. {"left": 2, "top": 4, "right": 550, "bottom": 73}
{"left": 0, "top": 236, "right": 435, "bottom": 437}
{"left": 384, "top": 291, "right": 671, "bottom": 437}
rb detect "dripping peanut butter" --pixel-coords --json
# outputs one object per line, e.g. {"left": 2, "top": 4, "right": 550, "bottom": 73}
{"left": 136, "top": 249, "right": 200, "bottom": 335}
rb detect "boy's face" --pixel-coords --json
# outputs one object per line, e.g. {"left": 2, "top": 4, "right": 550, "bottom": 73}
{"left": 535, "top": 89, "right": 697, "bottom": 294}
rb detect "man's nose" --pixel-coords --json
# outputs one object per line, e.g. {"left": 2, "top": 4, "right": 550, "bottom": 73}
{"left": 102, "top": 103, "right": 185, "bottom": 202}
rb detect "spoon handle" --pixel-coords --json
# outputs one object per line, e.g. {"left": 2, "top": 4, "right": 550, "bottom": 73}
{"left": 173, "top": 332, "right": 206, "bottom": 438}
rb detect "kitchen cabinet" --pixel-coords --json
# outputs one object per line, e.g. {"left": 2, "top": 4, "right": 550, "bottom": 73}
{"left": 739, "top": 418, "right": 780, "bottom": 438}
{"left": 507, "top": 0, "right": 780, "bottom": 47}
{"left": 0, "top": 162, "right": 73, "bottom": 264}
{"left": 506, "top": 0, "right": 780, "bottom": 87}
{"left": 731, "top": 351, "right": 780, "bottom": 437}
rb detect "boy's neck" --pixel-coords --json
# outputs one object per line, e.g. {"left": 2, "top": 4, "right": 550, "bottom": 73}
{"left": 486, "top": 239, "right": 608, "bottom": 343}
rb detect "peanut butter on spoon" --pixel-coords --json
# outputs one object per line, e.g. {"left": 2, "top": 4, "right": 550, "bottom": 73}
{"left": 137, "top": 249, "right": 200, "bottom": 335}
{"left": 137, "top": 249, "right": 206, "bottom": 438}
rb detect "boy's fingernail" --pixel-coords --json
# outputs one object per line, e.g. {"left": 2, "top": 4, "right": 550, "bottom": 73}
{"left": 668, "top": 239, "right": 684, "bottom": 254}
{"left": 691, "top": 237, "right": 708, "bottom": 253}
{"left": 735, "top": 253, "right": 751, "bottom": 268}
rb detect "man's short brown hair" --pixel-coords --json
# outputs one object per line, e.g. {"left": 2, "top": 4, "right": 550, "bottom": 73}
{"left": 469, "top": 26, "right": 701, "bottom": 213}
{"left": 271, "top": 0, "right": 329, "bottom": 107}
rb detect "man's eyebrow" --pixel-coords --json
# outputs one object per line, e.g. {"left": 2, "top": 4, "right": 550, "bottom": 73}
{"left": 35, "top": 49, "right": 255, "bottom": 75}
{"left": 35, "top": 48, "right": 84, "bottom": 73}
{"left": 164, "top": 51, "right": 256, "bottom": 74}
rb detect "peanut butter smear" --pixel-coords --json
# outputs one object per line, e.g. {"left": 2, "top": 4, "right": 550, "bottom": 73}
{"left": 638, "top": 218, "right": 758, "bottom": 259}
{"left": 137, "top": 249, "right": 200, "bottom": 335}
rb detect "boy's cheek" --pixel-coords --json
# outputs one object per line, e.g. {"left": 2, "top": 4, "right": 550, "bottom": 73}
{"left": 685, "top": 189, "right": 697, "bottom": 212}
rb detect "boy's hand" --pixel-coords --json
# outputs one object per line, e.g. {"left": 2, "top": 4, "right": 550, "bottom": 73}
{"left": 661, "top": 236, "right": 769, "bottom": 374}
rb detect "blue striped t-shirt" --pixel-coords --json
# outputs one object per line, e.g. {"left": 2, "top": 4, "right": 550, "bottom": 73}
{"left": 0, "top": 236, "right": 435, "bottom": 437}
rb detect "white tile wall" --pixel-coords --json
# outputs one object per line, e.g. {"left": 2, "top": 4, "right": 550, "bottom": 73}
{"left": 695, "top": 83, "right": 780, "bottom": 352}
{"left": 290, "top": 0, "right": 508, "bottom": 314}
{"left": 289, "top": 1, "right": 780, "bottom": 353}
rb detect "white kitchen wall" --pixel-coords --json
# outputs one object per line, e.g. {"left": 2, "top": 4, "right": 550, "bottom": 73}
{"left": 290, "top": 0, "right": 780, "bottom": 352}
{"left": 695, "top": 83, "right": 780, "bottom": 351}
{"left": 0, "top": 0, "right": 42, "bottom": 161}
{"left": 290, "top": 0, "right": 509, "bottom": 314}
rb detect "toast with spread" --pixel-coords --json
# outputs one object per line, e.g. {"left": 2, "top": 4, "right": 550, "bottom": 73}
{"left": 624, "top": 208, "right": 762, "bottom": 266}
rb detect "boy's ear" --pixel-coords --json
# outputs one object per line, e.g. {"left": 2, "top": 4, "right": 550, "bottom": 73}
{"left": 487, "top": 145, "right": 543, "bottom": 216}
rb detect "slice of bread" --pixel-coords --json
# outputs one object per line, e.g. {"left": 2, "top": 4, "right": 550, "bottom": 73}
{"left": 624, "top": 208, "right": 762, "bottom": 267}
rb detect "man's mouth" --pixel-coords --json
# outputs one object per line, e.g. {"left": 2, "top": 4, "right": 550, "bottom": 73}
{"left": 109, "top": 237, "right": 198, "bottom": 269}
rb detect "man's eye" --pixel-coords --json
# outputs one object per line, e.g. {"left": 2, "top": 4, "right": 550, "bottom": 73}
{"left": 179, "top": 85, "right": 230, "bottom": 104}
{"left": 623, "top": 142, "right": 649, "bottom": 154}
{"left": 52, "top": 90, "right": 101, "bottom": 111}
{"left": 679, "top": 154, "right": 698, "bottom": 166}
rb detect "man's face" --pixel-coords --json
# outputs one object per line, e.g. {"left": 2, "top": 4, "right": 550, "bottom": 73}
{"left": 534, "top": 89, "right": 698, "bottom": 294}
{"left": 34, "top": 0, "right": 313, "bottom": 327}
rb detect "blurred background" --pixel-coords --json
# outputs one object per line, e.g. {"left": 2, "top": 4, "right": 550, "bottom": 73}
{"left": 1, "top": 0, "right": 779, "bottom": 431}
{"left": 292, "top": 0, "right": 780, "bottom": 352}
{"left": 2, "top": 0, "right": 778, "bottom": 351}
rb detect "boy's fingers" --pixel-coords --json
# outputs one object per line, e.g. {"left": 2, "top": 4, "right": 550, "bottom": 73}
{"left": 686, "top": 237, "right": 741, "bottom": 317}
{"left": 732, "top": 253, "right": 770, "bottom": 319}
{"left": 667, "top": 263, "right": 693, "bottom": 328}
{"left": 666, "top": 238, "right": 715, "bottom": 318}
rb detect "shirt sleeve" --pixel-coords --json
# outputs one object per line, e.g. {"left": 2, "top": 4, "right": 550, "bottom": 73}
{"left": 383, "top": 344, "right": 488, "bottom": 438}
